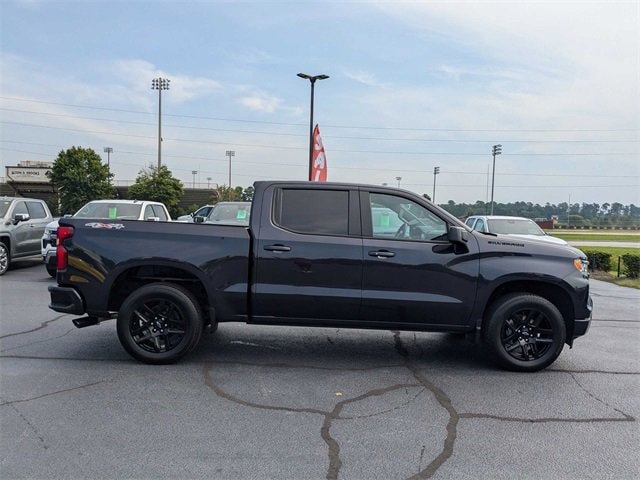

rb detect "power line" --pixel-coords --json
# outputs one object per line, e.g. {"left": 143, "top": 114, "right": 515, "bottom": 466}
{"left": 1, "top": 96, "right": 638, "bottom": 132}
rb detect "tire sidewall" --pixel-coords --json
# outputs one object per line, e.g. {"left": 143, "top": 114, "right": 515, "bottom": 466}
{"left": 0, "top": 243, "right": 9, "bottom": 276}
{"left": 117, "top": 283, "right": 202, "bottom": 364}
{"left": 485, "top": 294, "right": 566, "bottom": 372}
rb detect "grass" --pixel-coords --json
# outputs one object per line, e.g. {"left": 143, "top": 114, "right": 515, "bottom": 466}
{"left": 547, "top": 232, "right": 640, "bottom": 242}
{"left": 589, "top": 271, "right": 640, "bottom": 290}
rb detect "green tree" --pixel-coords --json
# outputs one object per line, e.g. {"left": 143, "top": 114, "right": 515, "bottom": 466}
{"left": 215, "top": 185, "right": 241, "bottom": 201}
{"left": 241, "top": 186, "right": 255, "bottom": 202}
{"left": 47, "top": 146, "right": 114, "bottom": 214}
{"left": 128, "top": 165, "right": 184, "bottom": 217}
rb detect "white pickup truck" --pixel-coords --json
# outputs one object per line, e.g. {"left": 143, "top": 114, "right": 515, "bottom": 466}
{"left": 42, "top": 199, "right": 171, "bottom": 276}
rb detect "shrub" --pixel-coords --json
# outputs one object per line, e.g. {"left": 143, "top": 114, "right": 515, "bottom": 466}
{"left": 583, "top": 250, "right": 613, "bottom": 271}
{"left": 621, "top": 254, "right": 640, "bottom": 279}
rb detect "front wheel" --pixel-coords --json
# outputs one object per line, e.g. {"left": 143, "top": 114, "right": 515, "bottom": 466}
{"left": 117, "top": 283, "right": 203, "bottom": 364}
{"left": 0, "top": 242, "right": 10, "bottom": 276}
{"left": 484, "top": 293, "right": 566, "bottom": 372}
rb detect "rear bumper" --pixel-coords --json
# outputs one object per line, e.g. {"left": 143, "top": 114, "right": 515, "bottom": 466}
{"left": 48, "top": 285, "right": 85, "bottom": 315}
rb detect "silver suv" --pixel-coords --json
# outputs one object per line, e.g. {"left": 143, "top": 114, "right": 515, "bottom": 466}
{"left": 0, "top": 197, "right": 54, "bottom": 275}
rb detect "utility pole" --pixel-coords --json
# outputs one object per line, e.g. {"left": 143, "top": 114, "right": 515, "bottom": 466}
{"left": 297, "top": 73, "right": 329, "bottom": 180}
{"left": 225, "top": 150, "right": 235, "bottom": 200}
{"left": 396, "top": 176, "right": 402, "bottom": 188}
{"left": 206, "top": 177, "right": 212, "bottom": 189}
{"left": 191, "top": 170, "right": 198, "bottom": 189}
{"left": 432, "top": 166, "right": 440, "bottom": 203}
{"left": 151, "top": 77, "right": 170, "bottom": 170}
{"left": 490, "top": 144, "right": 502, "bottom": 215}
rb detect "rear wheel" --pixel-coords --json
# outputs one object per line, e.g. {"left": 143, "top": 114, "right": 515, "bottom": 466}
{"left": 46, "top": 263, "right": 56, "bottom": 277}
{"left": 117, "top": 283, "right": 203, "bottom": 364}
{"left": 484, "top": 293, "right": 566, "bottom": 372}
{"left": 0, "top": 243, "right": 9, "bottom": 276}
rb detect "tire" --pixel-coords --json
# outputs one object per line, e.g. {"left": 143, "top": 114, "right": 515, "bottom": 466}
{"left": 0, "top": 242, "right": 9, "bottom": 276}
{"left": 46, "top": 264, "right": 57, "bottom": 277}
{"left": 483, "top": 293, "right": 566, "bottom": 372}
{"left": 117, "top": 283, "right": 203, "bottom": 364}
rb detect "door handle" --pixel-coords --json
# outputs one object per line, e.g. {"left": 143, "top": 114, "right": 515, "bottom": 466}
{"left": 264, "top": 244, "right": 291, "bottom": 252}
{"left": 28, "top": 224, "right": 37, "bottom": 228}
{"left": 368, "top": 250, "right": 395, "bottom": 258}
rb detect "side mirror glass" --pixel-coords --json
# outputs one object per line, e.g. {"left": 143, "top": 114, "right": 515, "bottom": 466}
{"left": 448, "top": 225, "right": 469, "bottom": 244}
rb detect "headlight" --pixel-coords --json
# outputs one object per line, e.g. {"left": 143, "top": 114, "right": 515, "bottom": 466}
{"left": 574, "top": 258, "right": 589, "bottom": 276}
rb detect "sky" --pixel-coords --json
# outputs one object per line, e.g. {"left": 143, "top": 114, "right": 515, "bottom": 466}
{"left": 1, "top": 0, "right": 638, "bottom": 206}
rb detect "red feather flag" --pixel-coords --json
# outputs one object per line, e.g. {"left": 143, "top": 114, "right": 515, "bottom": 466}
{"left": 311, "top": 124, "right": 327, "bottom": 182}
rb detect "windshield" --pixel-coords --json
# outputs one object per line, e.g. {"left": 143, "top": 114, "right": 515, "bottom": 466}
{"left": 74, "top": 202, "right": 142, "bottom": 220}
{"left": 487, "top": 218, "right": 545, "bottom": 236}
{"left": 0, "top": 200, "right": 12, "bottom": 218}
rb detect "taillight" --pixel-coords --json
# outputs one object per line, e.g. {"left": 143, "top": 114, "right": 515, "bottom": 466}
{"left": 56, "top": 226, "right": 74, "bottom": 270}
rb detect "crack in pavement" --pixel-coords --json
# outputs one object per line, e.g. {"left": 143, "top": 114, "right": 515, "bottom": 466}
{"left": 0, "top": 380, "right": 106, "bottom": 407}
{"left": 8, "top": 404, "right": 48, "bottom": 451}
{"left": 0, "top": 328, "right": 76, "bottom": 353}
{"left": 202, "top": 362, "right": 418, "bottom": 480}
{"left": 548, "top": 368, "right": 640, "bottom": 375}
{"left": 0, "top": 314, "right": 68, "bottom": 340}
{"left": 338, "top": 387, "right": 426, "bottom": 420}
{"left": 567, "top": 372, "right": 635, "bottom": 421}
{"left": 457, "top": 412, "right": 635, "bottom": 423}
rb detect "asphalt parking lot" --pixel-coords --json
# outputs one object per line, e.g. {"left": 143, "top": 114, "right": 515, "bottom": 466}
{"left": 1, "top": 258, "right": 639, "bottom": 479}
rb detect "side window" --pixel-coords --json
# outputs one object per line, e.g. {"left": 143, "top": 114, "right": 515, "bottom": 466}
{"left": 474, "top": 219, "right": 485, "bottom": 232}
{"left": 143, "top": 205, "right": 155, "bottom": 219}
{"left": 27, "top": 201, "right": 47, "bottom": 219}
{"left": 465, "top": 218, "right": 476, "bottom": 228}
{"left": 369, "top": 193, "right": 447, "bottom": 242}
{"left": 13, "top": 201, "right": 28, "bottom": 217}
{"left": 151, "top": 205, "right": 168, "bottom": 221}
{"left": 274, "top": 189, "right": 349, "bottom": 236}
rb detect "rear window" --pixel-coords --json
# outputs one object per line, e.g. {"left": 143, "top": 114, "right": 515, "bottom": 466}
{"left": 75, "top": 202, "right": 142, "bottom": 220}
{"left": 274, "top": 189, "right": 349, "bottom": 236}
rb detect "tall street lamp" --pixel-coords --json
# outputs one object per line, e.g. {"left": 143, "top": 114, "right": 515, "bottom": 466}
{"left": 225, "top": 150, "right": 235, "bottom": 199}
{"left": 297, "top": 73, "right": 329, "bottom": 180}
{"left": 396, "top": 176, "right": 402, "bottom": 187}
{"left": 206, "top": 177, "right": 212, "bottom": 189}
{"left": 432, "top": 166, "right": 440, "bottom": 203}
{"left": 151, "top": 77, "right": 170, "bottom": 170}
{"left": 490, "top": 144, "right": 502, "bottom": 215}
{"left": 103, "top": 147, "right": 113, "bottom": 173}
{"left": 191, "top": 170, "right": 198, "bottom": 189}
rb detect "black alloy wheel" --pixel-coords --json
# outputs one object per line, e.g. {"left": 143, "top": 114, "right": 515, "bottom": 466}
{"left": 484, "top": 293, "right": 566, "bottom": 372}
{"left": 117, "top": 283, "right": 203, "bottom": 364}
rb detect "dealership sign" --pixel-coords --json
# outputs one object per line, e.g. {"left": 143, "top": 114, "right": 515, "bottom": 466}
{"left": 6, "top": 166, "right": 52, "bottom": 183}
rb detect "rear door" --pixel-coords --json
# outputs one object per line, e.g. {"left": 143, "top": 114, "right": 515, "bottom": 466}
{"left": 252, "top": 184, "right": 363, "bottom": 322}
{"left": 361, "top": 190, "right": 479, "bottom": 328}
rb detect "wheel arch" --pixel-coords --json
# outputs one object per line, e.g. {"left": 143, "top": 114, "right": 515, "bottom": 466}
{"left": 106, "top": 261, "right": 215, "bottom": 325}
{"left": 482, "top": 280, "right": 576, "bottom": 343}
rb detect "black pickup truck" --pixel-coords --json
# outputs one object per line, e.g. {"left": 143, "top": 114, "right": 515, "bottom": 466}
{"left": 49, "top": 181, "right": 592, "bottom": 371}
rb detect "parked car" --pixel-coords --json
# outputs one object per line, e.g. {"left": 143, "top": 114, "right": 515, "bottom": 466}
{"left": 0, "top": 196, "right": 54, "bottom": 275}
{"left": 464, "top": 215, "right": 568, "bottom": 246}
{"left": 195, "top": 202, "right": 251, "bottom": 225}
{"left": 176, "top": 205, "right": 215, "bottom": 223}
{"left": 49, "top": 182, "right": 591, "bottom": 371}
{"left": 42, "top": 199, "right": 171, "bottom": 277}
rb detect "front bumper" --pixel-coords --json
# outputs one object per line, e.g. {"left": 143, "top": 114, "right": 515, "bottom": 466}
{"left": 48, "top": 285, "right": 85, "bottom": 315}
{"left": 572, "top": 295, "right": 593, "bottom": 340}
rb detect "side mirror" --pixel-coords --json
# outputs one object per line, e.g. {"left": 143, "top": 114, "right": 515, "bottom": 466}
{"left": 63, "top": 214, "right": 73, "bottom": 218}
{"left": 13, "top": 213, "right": 30, "bottom": 224}
{"left": 448, "top": 225, "right": 469, "bottom": 244}
{"left": 145, "top": 216, "right": 160, "bottom": 222}
{"left": 193, "top": 216, "right": 206, "bottom": 223}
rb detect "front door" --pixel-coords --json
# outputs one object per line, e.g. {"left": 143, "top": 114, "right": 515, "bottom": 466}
{"left": 361, "top": 191, "right": 479, "bottom": 328}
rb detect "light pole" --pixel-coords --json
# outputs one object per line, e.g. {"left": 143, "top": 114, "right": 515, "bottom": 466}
{"left": 191, "top": 170, "right": 197, "bottom": 189}
{"left": 432, "top": 166, "right": 440, "bottom": 203}
{"left": 103, "top": 147, "right": 113, "bottom": 173}
{"left": 151, "top": 77, "right": 170, "bottom": 170}
{"left": 396, "top": 176, "right": 402, "bottom": 188}
{"left": 297, "top": 73, "right": 329, "bottom": 180}
{"left": 490, "top": 144, "right": 502, "bottom": 215}
{"left": 206, "top": 177, "right": 212, "bottom": 189}
{"left": 225, "top": 150, "right": 235, "bottom": 200}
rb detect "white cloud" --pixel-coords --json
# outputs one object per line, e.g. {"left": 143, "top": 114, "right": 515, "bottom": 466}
{"left": 343, "top": 69, "right": 388, "bottom": 88}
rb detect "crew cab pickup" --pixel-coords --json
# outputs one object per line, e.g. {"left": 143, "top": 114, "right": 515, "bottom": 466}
{"left": 49, "top": 181, "right": 592, "bottom": 371}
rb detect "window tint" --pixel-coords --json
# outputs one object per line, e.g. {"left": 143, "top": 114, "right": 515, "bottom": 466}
{"left": 465, "top": 218, "right": 475, "bottom": 227}
{"left": 27, "top": 201, "right": 47, "bottom": 219}
{"left": 13, "top": 201, "right": 28, "bottom": 216}
{"left": 75, "top": 202, "right": 142, "bottom": 219}
{"left": 151, "top": 204, "right": 168, "bottom": 221}
{"left": 275, "top": 189, "right": 349, "bottom": 236}
{"left": 475, "top": 219, "right": 485, "bottom": 232}
{"left": 369, "top": 193, "right": 447, "bottom": 241}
